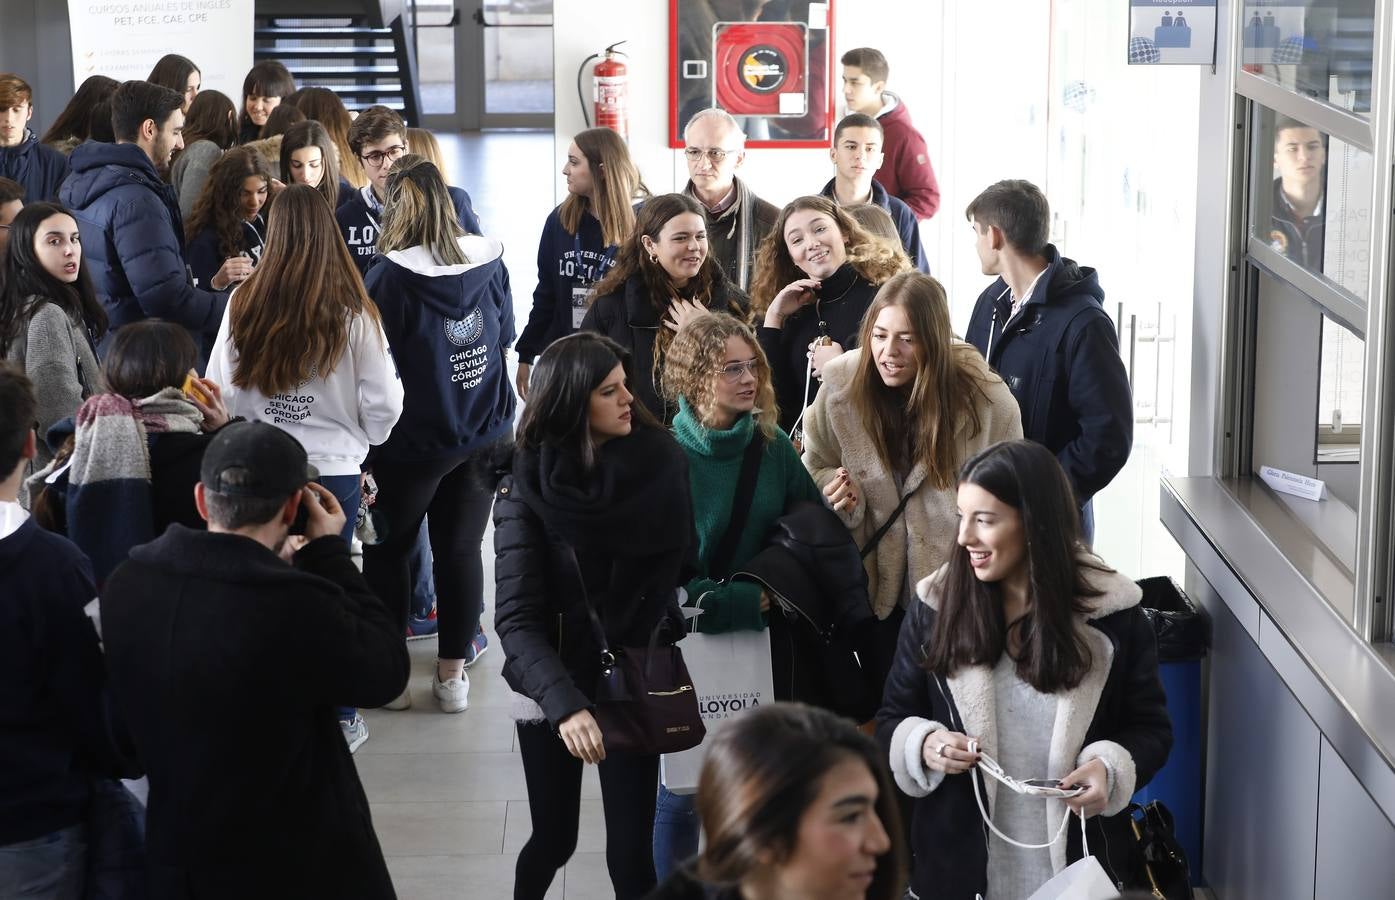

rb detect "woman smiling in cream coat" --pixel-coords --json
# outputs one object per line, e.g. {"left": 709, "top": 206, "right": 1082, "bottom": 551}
{"left": 801, "top": 271, "right": 1022, "bottom": 695}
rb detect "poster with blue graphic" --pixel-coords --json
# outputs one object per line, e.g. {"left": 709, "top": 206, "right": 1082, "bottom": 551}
{"left": 1129, "top": 0, "right": 1218, "bottom": 65}
{"left": 1236, "top": 2, "right": 1313, "bottom": 67}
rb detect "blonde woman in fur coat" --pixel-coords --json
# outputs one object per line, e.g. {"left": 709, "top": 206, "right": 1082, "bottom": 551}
{"left": 876, "top": 440, "right": 1171, "bottom": 899}
{"left": 801, "top": 271, "right": 1021, "bottom": 694}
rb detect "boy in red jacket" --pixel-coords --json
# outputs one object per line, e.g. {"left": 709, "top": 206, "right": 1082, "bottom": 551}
{"left": 841, "top": 48, "right": 940, "bottom": 221}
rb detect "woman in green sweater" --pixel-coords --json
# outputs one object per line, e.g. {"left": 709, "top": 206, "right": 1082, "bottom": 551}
{"left": 653, "top": 311, "right": 821, "bottom": 878}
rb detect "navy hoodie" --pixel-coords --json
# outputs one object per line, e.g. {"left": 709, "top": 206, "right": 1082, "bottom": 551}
{"left": 0, "top": 128, "right": 69, "bottom": 203}
{"left": 336, "top": 183, "right": 483, "bottom": 277}
{"left": 515, "top": 206, "right": 616, "bottom": 363}
{"left": 59, "top": 141, "right": 226, "bottom": 342}
{"left": 363, "top": 234, "right": 516, "bottom": 462}
{"left": 963, "top": 244, "right": 1132, "bottom": 502}
{"left": 820, "top": 176, "right": 929, "bottom": 273}
{"left": 186, "top": 215, "right": 267, "bottom": 291}
{"left": 0, "top": 512, "right": 134, "bottom": 845}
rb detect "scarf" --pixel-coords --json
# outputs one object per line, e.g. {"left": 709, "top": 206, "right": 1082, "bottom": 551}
{"left": 66, "top": 387, "right": 203, "bottom": 584}
{"left": 687, "top": 176, "right": 757, "bottom": 291}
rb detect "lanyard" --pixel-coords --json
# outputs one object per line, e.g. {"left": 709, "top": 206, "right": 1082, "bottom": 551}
{"left": 574, "top": 232, "right": 616, "bottom": 285}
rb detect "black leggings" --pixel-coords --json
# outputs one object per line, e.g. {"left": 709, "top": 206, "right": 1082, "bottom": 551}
{"left": 513, "top": 721, "right": 659, "bottom": 900}
{"left": 362, "top": 453, "right": 496, "bottom": 659}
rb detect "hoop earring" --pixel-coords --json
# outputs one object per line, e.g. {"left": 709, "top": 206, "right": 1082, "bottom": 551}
{"left": 649, "top": 253, "right": 658, "bottom": 264}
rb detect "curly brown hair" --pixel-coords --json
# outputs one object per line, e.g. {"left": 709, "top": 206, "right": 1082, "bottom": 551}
{"left": 661, "top": 313, "right": 779, "bottom": 439}
{"left": 185, "top": 146, "right": 275, "bottom": 259}
{"left": 747, "top": 195, "right": 909, "bottom": 322}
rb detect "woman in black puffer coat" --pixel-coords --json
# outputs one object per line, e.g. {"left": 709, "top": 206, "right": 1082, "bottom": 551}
{"left": 494, "top": 331, "right": 696, "bottom": 900}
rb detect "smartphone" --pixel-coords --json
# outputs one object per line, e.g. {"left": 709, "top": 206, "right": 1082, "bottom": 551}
{"left": 181, "top": 373, "right": 208, "bottom": 405}
{"left": 1019, "top": 779, "right": 1088, "bottom": 798}
{"left": 289, "top": 487, "right": 318, "bottom": 535}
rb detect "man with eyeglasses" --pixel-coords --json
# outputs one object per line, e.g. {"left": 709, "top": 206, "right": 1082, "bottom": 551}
{"left": 336, "top": 106, "right": 481, "bottom": 276}
{"left": 0, "top": 177, "right": 22, "bottom": 258}
{"left": 680, "top": 108, "right": 777, "bottom": 292}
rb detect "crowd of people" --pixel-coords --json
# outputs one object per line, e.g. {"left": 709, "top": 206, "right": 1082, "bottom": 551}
{"left": 0, "top": 43, "right": 1165, "bottom": 900}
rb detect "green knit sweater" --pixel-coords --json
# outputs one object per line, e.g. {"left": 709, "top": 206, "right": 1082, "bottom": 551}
{"left": 672, "top": 397, "right": 822, "bottom": 633}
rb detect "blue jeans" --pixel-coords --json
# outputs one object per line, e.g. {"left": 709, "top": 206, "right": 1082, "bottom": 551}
{"left": 319, "top": 475, "right": 364, "bottom": 722}
{"left": 0, "top": 824, "right": 85, "bottom": 900}
{"left": 652, "top": 784, "right": 700, "bottom": 881}
{"left": 409, "top": 517, "right": 437, "bottom": 618}
{"left": 1080, "top": 498, "right": 1095, "bottom": 547}
{"left": 84, "top": 779, "right": 146, "bottom": 898}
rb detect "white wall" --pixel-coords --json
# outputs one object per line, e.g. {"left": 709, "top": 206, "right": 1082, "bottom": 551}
{"left": 551, "top": 1, "right": 1051, "bottom": 320}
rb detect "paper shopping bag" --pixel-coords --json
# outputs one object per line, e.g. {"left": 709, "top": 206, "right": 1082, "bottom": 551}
{"left": 1025, "top": 811, "right": 1120, "bottom": 900}
{"left": 660, "top": 628, "right": 774, "bottom": 794}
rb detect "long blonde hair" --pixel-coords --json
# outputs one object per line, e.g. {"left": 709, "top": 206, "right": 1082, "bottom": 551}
{"left": 851, "top": 272, "right": 993, "bottom": 489}
{"left": 559, "top": 127, "right": 649, "bottom": 246}
{"left": 406, "top": 127, "right": 449, "bottom": 184}
{"left": 748, "top": 196, "right": 909, "bottom": 322}
{"left": 662, "top": 313, "right": 779, "bottom": 440}
{"left": 377, "top": 154, "right": 468, "bottom": 266}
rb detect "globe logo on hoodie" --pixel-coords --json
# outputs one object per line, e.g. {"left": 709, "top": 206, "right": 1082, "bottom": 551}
{"left": 444, "top": 309, "right": 485, "bottom": 347}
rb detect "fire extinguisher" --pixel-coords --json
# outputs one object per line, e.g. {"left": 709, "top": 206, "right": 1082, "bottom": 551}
{"left": 578, "top": 41, "right": 629, "bottom": 141}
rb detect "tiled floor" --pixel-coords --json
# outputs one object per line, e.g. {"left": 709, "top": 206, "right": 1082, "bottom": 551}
{"left": 352, "top": 130, "right": 619, "bottom": 899}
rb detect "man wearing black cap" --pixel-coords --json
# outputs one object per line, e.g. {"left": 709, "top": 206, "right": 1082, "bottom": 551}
{"left": 99, "top": 421, "right": 408, "bottom": 899}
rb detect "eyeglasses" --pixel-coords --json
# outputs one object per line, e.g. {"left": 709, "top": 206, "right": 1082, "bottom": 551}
{"left": 683, "top": 147, "right": 737, "bottom": 164}
{"left": 715, "top": 359, "right": 759, "bottom": 382}
{"left": 361, "top": 144, "right": 407, "bottom": 168}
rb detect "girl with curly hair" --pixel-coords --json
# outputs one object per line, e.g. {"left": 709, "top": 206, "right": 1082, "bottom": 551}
{"left": 184, "top": 147, "right": 275, "bottom": 298}
{"left": 748, "top": 195, "right": 910, "bottom": 435}
{"left": 652, "top": 312, "right": 822, "bottom": 878}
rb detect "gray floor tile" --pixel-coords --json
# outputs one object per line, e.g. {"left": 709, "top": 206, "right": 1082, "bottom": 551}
{"left": 384, "top": 852, "right": 563, "bottom": 899}
{"left": 502, "top": 799, "right": 607, "bottom": 854}
{"left": 356, "top": 751, "right": 528, "bottom": 803}
{"left": 360, "top": 703, "right": 517, "bottom": 755}
{"left": 562, "top": 853, "right": 618, "bottom": 900}
{"left": 371, "top": 801, "right": 507, "bottom": 856}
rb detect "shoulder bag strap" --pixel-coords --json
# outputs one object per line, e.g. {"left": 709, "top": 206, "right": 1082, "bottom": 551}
{"left": 563, "top": 544, "right": 612, "bottom": 662}
{"left": 707, "top": 431, "right": 766, "bottom": 579}
{"left": 859, "top": 484, "right": 919, "bottom": 559}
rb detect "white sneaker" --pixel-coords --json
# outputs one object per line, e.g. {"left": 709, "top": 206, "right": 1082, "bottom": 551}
{"left": 432, "top": 669, "right": 469, "bottom": 713}
{"left": 340, "top": 714, "right": 369, "bottom": 753}
{"left": 383, "top": 687, "right": 412, "bottom": 711}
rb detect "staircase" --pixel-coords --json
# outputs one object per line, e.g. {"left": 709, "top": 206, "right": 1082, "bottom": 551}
{"left": 253, "top": 1, "right": 424, "bottom": 125}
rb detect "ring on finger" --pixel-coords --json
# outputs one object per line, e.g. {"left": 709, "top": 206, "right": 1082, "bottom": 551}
{"left": 935, "top": 742, "right": 948, "bottom": 758}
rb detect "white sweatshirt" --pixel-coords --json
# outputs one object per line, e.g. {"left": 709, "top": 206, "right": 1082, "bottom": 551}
{"left": 206, "top": 305, "right": 405, "bottom": 476}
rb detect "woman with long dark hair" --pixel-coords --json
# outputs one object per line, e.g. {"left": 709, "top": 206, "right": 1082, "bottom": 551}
{"left": 146, "top": 53, "right": 200, "bottom": 113}
{"left": 237, "top": 61, "right": 295, "bottom": 144}
{"left": 877, "top": 440, "right": 1172, "bottom": 899}
{"left": 172, "top": 89, "right": 238, "bottom": 220}
{"left": 651, "top": 312, "right": 823, "bottom": 877}
{"left": 279, "top": 120, "right": 346, "bottom": 212}
{"left": 650, "top": 703, "right": 904, "bottom": 900}
{"left": 802, "top": 271, "right": 1021, "bottom": 697}
{"left": 295, "top": 86, "right": 363, "bottom": 191}
{"left": 185, "top": 147, "right": 274, "bottom": 294}
{"left": 0, "top": 202, "right": 108, "bottom": 472}
{"left": 205, "top": 184, "right": 402, "bottom": 752}
{"left": 749, "top": 195, "right": 909, "bottom": 435}
{"left": 360, "top": 154, "right": 514, "bottom": 713}
{"left": 514, "top": 127, "right": 647, "bottom": 398}
{"left": 495, "top": 330, "right": 692, "bottom": 900}
{"left": 581, "top": 192, "right": 746, "bottom": 422}
{"left": 40, "top": 75, "right": 118, "bottom": 154}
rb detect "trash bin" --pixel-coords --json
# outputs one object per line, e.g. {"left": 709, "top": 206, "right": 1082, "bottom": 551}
{"left": 1133, "top": 576, "right": 1209, "bottom": 883}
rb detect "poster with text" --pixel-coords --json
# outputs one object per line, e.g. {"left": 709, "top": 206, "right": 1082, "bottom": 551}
{"left": 1128, "top": 0, "right": 1218, "bottom": 65}
{"left": 68, "top": 0, "right": 253, "bottom": 104}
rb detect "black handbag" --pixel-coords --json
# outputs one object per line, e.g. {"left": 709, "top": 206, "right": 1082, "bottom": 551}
{"left": 1123, "top": 800, "right": 1191, "bottom": 900}
{"left": 565, "top": 546, "right": 706, "bottom": 756}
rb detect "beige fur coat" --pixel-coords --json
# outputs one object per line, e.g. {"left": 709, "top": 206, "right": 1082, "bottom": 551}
{"left": 801, "top": 344, "right": 1023, "bottom": 619}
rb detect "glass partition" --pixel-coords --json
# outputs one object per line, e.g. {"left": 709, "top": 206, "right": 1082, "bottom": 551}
{"left": 1240, "top": 0, "right": 1375, "bottom": 116}
{"left": 1316, "top": 316, "right": 1363, "bottom": 463}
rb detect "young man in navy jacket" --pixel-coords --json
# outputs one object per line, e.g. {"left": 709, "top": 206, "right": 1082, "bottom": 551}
{"left": 0, "top": 364, "right": 141, "bottom": 897}
{"left": 60, "top": 81, "right": 246, "bottom": 354}
{"left": 963, "top": 180, "right": 1132, "bottom": 543}
{"left": 337, "top": 106, "right": 481, "bottom": 276}
{"left": 0, "top": 74, "right": 68, "bottom": 203}
{"left": 819, "top": 113, "right": 929, "bottom": 273}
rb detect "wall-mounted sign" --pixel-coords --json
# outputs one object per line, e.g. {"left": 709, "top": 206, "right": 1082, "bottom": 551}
{"left": 66, "top": 0, "right": 253, "bottom": 103}
{"left": 670, "top": 0, "right": 835, "bottom": 149}
{"left": 1128, "top": 0, "right": 1218, "bottom": 66}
